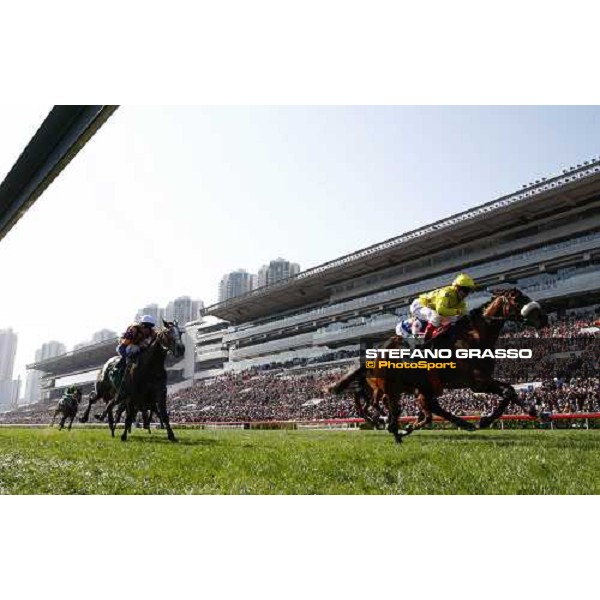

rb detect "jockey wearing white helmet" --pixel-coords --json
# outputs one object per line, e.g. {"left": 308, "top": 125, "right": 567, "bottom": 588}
{"left": 139, "top": 314, "right": 156, "bottom": 327}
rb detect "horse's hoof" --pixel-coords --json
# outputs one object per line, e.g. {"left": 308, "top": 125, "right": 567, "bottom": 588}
{"left": 79, "top": 417, "right": 87, "bottom": 423}
{"left": 479, "top": 417, "right": 491, "bottom": 429}
{"left": 394, "top": 434, "right": 404, "bottom": 444}
{"left": 464, "top": 423, "right": 477, "bottom": 432}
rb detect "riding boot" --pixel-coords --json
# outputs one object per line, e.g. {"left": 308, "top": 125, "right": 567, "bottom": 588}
{"left": 114, "top": 356, "right": 126, "bottom": 380}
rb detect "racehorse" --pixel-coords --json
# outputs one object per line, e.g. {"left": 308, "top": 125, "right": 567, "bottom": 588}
{"left": 51, "top": 388, "right": 82, "bottom": 431}
{"left": 117, "top": 320, "right": 185, "bottom": 442}
{"left": 330, "top": 288, "right": 548, "bottom": 443}
{"left": 79, "top": 321, "right": 185, "bottom": 441}
{"left": 79, "top": 356, "right": 120, "bottom": 426}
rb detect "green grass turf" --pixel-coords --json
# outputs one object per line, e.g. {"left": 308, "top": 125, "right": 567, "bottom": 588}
{"left": 0, "top": 427, "right": 599, "bottom": 494}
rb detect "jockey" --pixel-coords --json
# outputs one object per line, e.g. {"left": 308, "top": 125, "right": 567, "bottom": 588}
{"left": 64, "top": 385, "right": 79, "bottom": 398}
{"left": 115, "top": 314, "right": 158, "bottom": 374}
{"left": 62, "top": 385, "right": 81, "bottom": 404}
{"left": 396, "top": 273, "right": 476, "bottom": 340}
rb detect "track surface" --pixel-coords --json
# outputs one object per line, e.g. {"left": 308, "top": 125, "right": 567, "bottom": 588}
{"left": 0, "top": 428, "right": 598, "bottom": 494}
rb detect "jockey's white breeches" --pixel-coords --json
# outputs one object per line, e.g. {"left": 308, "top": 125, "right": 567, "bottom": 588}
{"left": 395, "top": 299, "right": 460, "bottom": 337}
{"left": 410, "top": 298, "right": 459, "bottom": 327}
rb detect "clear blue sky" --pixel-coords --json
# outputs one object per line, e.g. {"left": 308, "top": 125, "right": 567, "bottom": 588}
{"left": 1, "top": 105, "right": 600, "bottom": 387}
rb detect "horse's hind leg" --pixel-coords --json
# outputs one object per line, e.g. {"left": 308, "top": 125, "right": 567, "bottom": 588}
{"left": 59, "top": 415, "right": 67, "bottom": 431}
{"left": 429, "top": 396, "right": 476, "bottom": 431}
{"left": 95, "top": 399, "right": 113, "bottom": 422}
{"left": 109, "top": 401, "right": 123, "bottom": 438}
{"left": 80, "top": 390, "right": 98, "bottom": 423}
{"left": 386, "top": 395, "right": 405, "bottom": 444}
{"left": 51, "top": 409, "right": 59, "bottom": 427}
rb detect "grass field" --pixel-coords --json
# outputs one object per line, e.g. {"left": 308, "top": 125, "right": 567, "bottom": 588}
{"left": 0, "top": 427, "right": 599, "bottom": 494}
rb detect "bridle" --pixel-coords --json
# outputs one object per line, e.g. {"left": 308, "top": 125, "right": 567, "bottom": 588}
{"left": 483, "top": 290, "right": 541, "bottom": 322}
{"left": 155, "top": 322, "right": 184, "bottom": 355}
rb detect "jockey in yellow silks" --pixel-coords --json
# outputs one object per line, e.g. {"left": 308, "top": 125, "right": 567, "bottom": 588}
{"left": 396, "top": 273, "right": 476, "bottom": 340}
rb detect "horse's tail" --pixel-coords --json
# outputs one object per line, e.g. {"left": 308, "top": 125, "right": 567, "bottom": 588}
{"left": 328, "top": 365, "right": 366, "bottom": 395}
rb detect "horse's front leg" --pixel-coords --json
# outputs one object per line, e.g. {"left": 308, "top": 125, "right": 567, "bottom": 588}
{"left": 478, "top": 380, "right": 531, "bottom": 429}
{"left": 121, "top": 403, "right": 133, "bottom": 442}
{"left": 59, "top": 414, "right": 67, "bottom": 431}
{"left": 142, "top": 409, "right": 152, "bottom": 434}
{"left": 353, "top": 391, "right": 374, "bottom": 424}
{"left": 51, "top": 409, "right": 59, "bottom": 427}
{"left": 155, "top": 386, "right": 176, "bottom": 442}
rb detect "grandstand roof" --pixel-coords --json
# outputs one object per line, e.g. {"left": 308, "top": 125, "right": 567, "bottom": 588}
{"left": 0, "top": 106, "right": 118, "bottom": 244}
{"left": 206, "top": 159, "right": 600, "bottom": 324}
{"left": 26, "top": 338, "right": 118, "bottom": 377}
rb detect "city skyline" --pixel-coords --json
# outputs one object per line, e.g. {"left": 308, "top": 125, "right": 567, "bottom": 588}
{"left": 0, "top": 328, "right": 19, "bottom": 411}
{"left": 218, "top": 257, "right": 301, "bottom": 302}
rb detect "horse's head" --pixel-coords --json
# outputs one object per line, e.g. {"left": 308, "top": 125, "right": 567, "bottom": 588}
{"left": 484, "top": 288, "right": 548, "bottom": 329}
{"left": 157, "top": 319, "right": 186, "bottom": 358}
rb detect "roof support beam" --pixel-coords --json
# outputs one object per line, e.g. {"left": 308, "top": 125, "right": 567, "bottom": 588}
{"left": 0, "top": 105, "right": 118, "bottom": 243}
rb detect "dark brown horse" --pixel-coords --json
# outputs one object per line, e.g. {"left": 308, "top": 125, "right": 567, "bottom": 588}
{"left": 51, "top": 388, "right": 82, "bottom": 430}
{"left": 118, "top": 320, "right": 185, "bottom": 442}
{"left": 331, "top": 288, "right": 548, "bottom": 443}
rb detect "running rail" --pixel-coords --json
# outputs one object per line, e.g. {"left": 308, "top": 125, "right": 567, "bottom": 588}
{"left": 170, "top": 412, "right": 600, "bottom": 427}
{"left": 1, "top": 413, "right": 599, "bottom": 428}
{"left": 0, "top": 105, "right": 119, "bottom": 243}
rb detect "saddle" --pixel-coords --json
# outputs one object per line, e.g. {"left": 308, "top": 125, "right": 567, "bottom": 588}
{"left": 109, "top": 361, "right": 128, "bottom": 389}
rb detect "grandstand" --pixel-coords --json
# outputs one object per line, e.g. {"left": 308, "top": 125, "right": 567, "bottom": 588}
{"left": 201, "top": 158, "right": 600, "bottom": 373}
{"left": 24, "top": 157, "right": 600, "bottom": 404}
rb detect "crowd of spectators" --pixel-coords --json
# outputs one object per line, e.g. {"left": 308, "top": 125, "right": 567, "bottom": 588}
{"left": 169, "top": 367, "right": 356, "bottom": 423}
{"left": 1, "top": 311, "right": 600, "bottom": 426}
{"left": 0, "top": 403, "right": 54, "bottom": 425}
